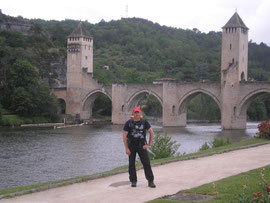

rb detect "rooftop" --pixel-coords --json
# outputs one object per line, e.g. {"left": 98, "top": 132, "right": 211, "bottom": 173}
{"left": 69, "top": 22, "right": 90, "bottom": 37}
{"left": 222, "top": 12, "right": 248, "bottom": 29}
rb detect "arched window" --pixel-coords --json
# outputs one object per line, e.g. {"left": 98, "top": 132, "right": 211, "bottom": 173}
{"left": 241, "top": 72, "right": 245, "bottom": 81}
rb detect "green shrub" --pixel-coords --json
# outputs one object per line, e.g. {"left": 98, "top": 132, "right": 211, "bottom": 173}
{"left": 32, "top": 117, "right": 48, "bottom": 124}
{"left": 1, "top": 115, "right": 25, "bottom": 126}
{"left": 212, "top": 137, "right": 231, "bottom": 148}
{"left": 199, "top": 137, "right": 231, "bottom": 151}
{"left": 199, "top": 142, "right": 210, "bottom": 151}
{"left": 148, "top": 131, "right": 180, "bottom": 160}
{"left": 0, "top": 105, "right": 2, "bottom": 125}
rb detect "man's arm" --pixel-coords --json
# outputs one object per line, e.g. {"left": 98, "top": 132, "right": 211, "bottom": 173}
{"left": 123, "top": 131, "right": 131, "bottom": 155}
{"left": 143, "top": 128, "right": 154, "bottom": 150}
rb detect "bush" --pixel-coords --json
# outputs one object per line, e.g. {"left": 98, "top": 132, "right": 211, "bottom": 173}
{"left": 1, "top": 115, "right": 25, "bottom": 126}
{"left": 233, "top": 169, "right": 270, "bottom": 202}
{"left": 199, "top": 142, "right": 210, "bottom": 151}
{"left": 257, "top": 120, "right": 270, "bottom": 139}
{"left": 212, "top": 137, "right": 231, "bottom": 148}
{"left": 199, "top": 137, "right": 231, "bottom": 151}
{"left": 0, "top": 105, "right": 2, "bottom": 125}
{"left": 148, "top": 131, "right": 180, "bottom": 160}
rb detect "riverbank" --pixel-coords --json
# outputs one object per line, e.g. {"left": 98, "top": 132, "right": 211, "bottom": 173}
{"left": 0, "top": 137, "right": 269, "bottom": 200}
{"left": 0, "top": 114, "right": 55, "bottom": 127}
{"left": 1, "top": 140, "right": 270, "bottom": 202}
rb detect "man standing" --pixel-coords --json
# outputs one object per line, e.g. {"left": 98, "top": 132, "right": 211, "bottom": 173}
{"left": 123, "top": 107, "right": 156, "bottom": 188}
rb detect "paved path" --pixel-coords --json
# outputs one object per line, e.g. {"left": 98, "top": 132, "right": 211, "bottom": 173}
{"left": 2, "top": 144, "right": 270, "bottom": 203}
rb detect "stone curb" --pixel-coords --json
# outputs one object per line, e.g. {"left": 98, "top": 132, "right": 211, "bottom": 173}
{"left": 1, "top": 141, "right": 270, "bottom": 200}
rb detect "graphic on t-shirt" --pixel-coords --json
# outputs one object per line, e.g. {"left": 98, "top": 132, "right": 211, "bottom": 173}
{"left": 131, "top": 124, "right": 145, "bottom": 139}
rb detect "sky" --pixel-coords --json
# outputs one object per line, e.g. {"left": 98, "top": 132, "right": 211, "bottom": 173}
{"left": 1, "top": 0, "right": 269, "bottom": 45}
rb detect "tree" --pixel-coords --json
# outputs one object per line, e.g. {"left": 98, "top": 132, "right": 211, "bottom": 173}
{"left": 148, "top": 132, "right": 180, "bottom": 160}
{"left": 0, "top": 104, "right": 2, "bottom": 125}
{"left": 6, "top": 59, "right": 58, "bottom": 119}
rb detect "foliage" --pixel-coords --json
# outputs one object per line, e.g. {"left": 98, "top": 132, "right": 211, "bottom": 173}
{"left": 232, "top": 168, "right": 270, "bottom": 202}
{"left": 199, "top": 142, "right": 211, "bottom": 151}
{"left": 0, "top": 104, "right": 2, "bottom": 125}
{"left": 141, "top": 94, "right": 162, "bottom": 117}
{"left": 212, "top": 137, "right": 231, "bottom": 148}
{"left": 92, "top": 94, "right": 112, "bottom": 117}
{"left": 0, "top": 59, "right": 59, "bottom": 120}
{"left": 187, "top": 93, "right": 221, "bottom": 121}
{"left": 148, "top": 131, "right": 180, "bottom": 160}
{"left": 257, "top": 120, "right": 270, "bottom": 139}
{"left": 199, "top": 137, "right": 231, "bottom": 151}
{"left": 1, "top": 115, "right": 29, "bottom": 126}
{"left": 1, "top": 14, "right": 270, "bottom": 121}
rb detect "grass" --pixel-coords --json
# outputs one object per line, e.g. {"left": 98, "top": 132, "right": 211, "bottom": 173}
{"left": 0, "top": 137, "right": 269, "bottom": 198}
{"left": 148, "top": 137, "right": 270, "bottom": 165}
{"left": 149, "top": 165, "right": 270, "bottom": 203}
{"left": 1, "top": 115, "right": 49, "bottom": 126}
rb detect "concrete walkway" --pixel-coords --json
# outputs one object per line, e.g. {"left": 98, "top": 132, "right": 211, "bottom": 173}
{"left": 1, "top": 143, "right": 270, "bottom": 203}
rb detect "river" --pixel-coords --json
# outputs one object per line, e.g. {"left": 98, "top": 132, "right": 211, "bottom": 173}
{"left": 0, "top": 122, "right": 259, "bottom": 190}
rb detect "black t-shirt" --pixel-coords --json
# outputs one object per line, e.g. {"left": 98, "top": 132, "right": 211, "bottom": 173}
{"left": 123, "top": 119, "right": 151, "bottom": 146}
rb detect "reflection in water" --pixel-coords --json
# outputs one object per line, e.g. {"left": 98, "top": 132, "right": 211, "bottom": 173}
{"left": 0, "top": 122, "right": 259, "bottom": 190}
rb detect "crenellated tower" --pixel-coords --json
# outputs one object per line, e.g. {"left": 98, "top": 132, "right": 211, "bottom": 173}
{"left": 66, "top": 22, "right": 93, "bottom": 116}
{"left": 221, "top": 12, "right": 249, "bottom": 82}
{"left": 221, "top": 12, "right": 249, "bottom": 129}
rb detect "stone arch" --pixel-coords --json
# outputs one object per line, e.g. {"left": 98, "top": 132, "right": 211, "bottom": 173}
{"left": 81, "top": 89, "right": 112, "bottom": 119}
{"left": 178, "top": 89, "right": 221, "bottom": 115}
{"left": 239, "top": 88, "right": 270, "bottom": 119}
{"left": 126, "top": 89, "right": 163, "bottom": 112}
{"left": 57, "top": 98, "right": 66, "bottom": 114}
{"left": 241, "top": 72, "right": 245, "bottom": 81}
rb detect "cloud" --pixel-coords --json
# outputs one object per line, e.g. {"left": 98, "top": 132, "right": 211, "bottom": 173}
{"left": 0, "top": 0, "right": 269, "bottom": 45}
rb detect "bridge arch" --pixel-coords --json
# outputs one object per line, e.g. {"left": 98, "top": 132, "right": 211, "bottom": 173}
{"left": 81, "top": 89, "right": 112, "bottom": 119}
{"left": 239, "top": 88, "right": 270, "bottom": 119}
{"left": 57, "top": 98, "right": 66, "bottom": 114}
{"left": 178, "top": 89, "right": 221, "bottom": 115}
{"left": 126, "top": 89, "right": 163, "bottom": 113}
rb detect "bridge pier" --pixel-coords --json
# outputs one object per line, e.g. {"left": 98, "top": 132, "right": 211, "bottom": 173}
{"left": 162, "top": 82, "right": 186, "bottom": 127}
{"left": 221, "top": 107, "right": 247, "bottom": 129}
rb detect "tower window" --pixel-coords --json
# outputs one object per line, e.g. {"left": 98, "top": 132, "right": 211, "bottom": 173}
{"left": 85, "top": 56, "right": 88, "bottom": 60}
{"left": 232, "top": 58, "right": 234, "bottom": 64}
{"left": 230, "top": 44, "right": 232, "bottom": 50}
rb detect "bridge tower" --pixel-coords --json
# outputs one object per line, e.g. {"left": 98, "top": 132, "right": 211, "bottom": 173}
{"left": 221, "top": 12, "right": 249, "bottom": 129}
{"left": 66, "top": 22, "right": 93, "bottom": 117}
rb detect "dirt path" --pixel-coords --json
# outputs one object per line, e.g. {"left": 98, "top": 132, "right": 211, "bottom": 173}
{"left": 1, "top": 143, "right": 270, "bottom": 203}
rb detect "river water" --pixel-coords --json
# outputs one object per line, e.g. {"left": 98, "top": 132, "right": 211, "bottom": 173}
{"left": 0, "top": 122, "right": 259, "bottom": 190}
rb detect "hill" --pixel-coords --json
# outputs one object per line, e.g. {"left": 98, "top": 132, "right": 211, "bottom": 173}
{"left": 1, "top": 13, "right": 270, "bottom": 86}
{"left": 1, "top": 13, "right": 270, "bottom": 121}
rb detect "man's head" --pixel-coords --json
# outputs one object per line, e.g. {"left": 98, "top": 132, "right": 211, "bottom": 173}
{"left": 132, "top": 107, "right": 142, "bottom": 121}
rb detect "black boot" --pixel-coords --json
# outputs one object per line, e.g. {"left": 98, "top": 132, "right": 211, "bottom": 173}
{"left": 148, "top": 181, "right": 156, "bottom": 188}
{"left": 131, "top": 181, "right": 137, "bottom": 187}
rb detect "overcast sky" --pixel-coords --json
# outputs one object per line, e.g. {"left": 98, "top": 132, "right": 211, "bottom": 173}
{"left": 1, "top": 0, "right": 269, "bottom": 45}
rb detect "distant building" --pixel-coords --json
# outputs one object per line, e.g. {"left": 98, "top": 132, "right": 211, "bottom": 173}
{"left": 0, "top": 9, "right": 2, "bottom": 14}
{"left": 152, "top": 78, "right": 176, "bottom": 84}
{"left": 103, "top": 65, "right": 109, "bottom": 70}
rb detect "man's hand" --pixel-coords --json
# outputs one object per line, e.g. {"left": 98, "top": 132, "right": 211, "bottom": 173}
{"left": 143, "top": 144, "right": 151, "bottom": 150}
{"left": 126, "top": 148, "right": 131, "bottom": 155}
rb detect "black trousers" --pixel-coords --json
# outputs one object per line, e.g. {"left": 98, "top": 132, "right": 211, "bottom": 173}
{"left": 128, "top": 146, "right": 154, "bottom": 182}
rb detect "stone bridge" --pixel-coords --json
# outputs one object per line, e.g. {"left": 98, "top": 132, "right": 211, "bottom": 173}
{"left": 52, "top": 12, "right": 270, "bottom": 129}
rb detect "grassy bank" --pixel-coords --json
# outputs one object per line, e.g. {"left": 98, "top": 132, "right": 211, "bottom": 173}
{"left": 1, "top": 115, "right": 50, "bottom": 126}
{"left": 0, "top": 137, "right": 269, "bottom": 199}
{"left": 150, "top": 165, "right": 270, "bottom": 203}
